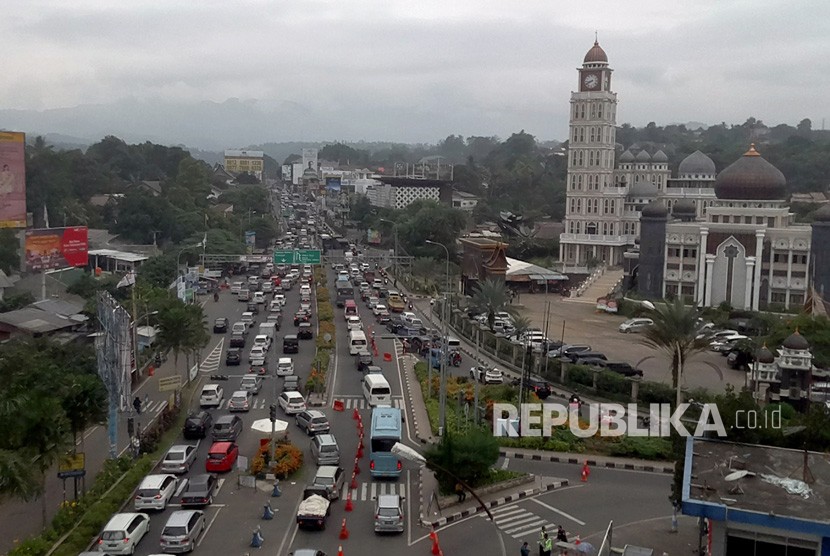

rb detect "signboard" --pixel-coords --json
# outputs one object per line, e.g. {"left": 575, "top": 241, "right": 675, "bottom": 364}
{"left": 272, "top": 250, "right": 322, "bottom": 265}
{"left": 24, "top": 226, "right": 89, "bottom": 272}
{"left": 325, "top": 177, "right": 342, "bottom": 192}
{"left": 302, "top": 148, "right": 318, "bottom": 175}
{"left": 159, "top": 375, "right": 182, "bottom": 392}
{"left": 596, "top": 297, "right": 608, "bottom": 312}
{"left": 0, "top": 131, "right": 27, "bottom": 228}
{"left": 57, "top": 452, "right": 86, "bottom": 478}
{"left": 367, "top": 229, "right": 381, "bottom": 244}
{"left": 606, "top": 300, "right": 618, "bottom": 313}
{"left": 245, "top": 230, "right": 256, "bottom": 255}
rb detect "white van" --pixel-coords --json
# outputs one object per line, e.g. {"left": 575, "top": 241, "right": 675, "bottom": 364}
{"left": 446, "top": 337, "right": 461, "bottom": 350}
{"left": 362, "top": 374, "right": 392, "bottom": 407}
{"left": 349, "top": 330, "right": 368, "bottom": 355}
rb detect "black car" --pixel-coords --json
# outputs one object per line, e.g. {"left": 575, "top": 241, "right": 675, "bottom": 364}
{"left": 213, "top": 317, "right": 229, "bottom": 333}
{"left": 247, "top": 302, "right": 259, "bottom": 315}
{"left": 604, "top": 361, "right": 644, "bottom": 377}
{"left": 283, "top": 334, "right": 299, "bottom": 354}
{"left": 298, "top": 322, "right": 313, "bottom": 340}
{"left": 225, "top": 348, "right": 242, "bottom": 366}
{"left": 229, "top": 334, "right": 246, "bottom": 348}
{"left": 521, "top": 376, "right": 552, "bottom": 400}
{"left": 183, "top": 411, "right": 213, "bottom": 440}
{"left": 181, "top": 473, "right": 218, "bottom": 507}
{"left": 282, "top": 375, "right": 300, "bottom": 392}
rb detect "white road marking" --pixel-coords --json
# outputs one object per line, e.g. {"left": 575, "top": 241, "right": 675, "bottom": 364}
{"left": 360, "top": 482, "right": 367, "bottom": 500}
{"left": 530, "top": 498, "right": 586, "bottom": 526}
{"left": 197, "top": 506, "right": 223, "bottom": 547}
{"left": 501, "top": 457, "right": 510, "bottom": 470}
{"left": 174, "top": 479, "right": 188, "bottom": 497}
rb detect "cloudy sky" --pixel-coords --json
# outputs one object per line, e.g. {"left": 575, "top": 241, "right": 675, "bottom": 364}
{"left": 3, "top": 0, "right": 829, "bottom": 147}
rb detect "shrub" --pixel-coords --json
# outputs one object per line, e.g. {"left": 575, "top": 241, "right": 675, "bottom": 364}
{"left": 638, "top": 381, "right": 675, "bottom": 405}
{"left": 271, "top": 442, "right": 304, "bottom": 478}
{"left": 566, "top": 365, "right": 594, "bottom": 387}
{"left": 607, "top": 436, "right": 672, "bottom": 460}
{"left": 316, "top": 321, "right": 336, "bottom": 348}
{"left": 316, "top": 287, "right": 330, "bottom": 303}
{"left": 594, "top": 370, "right": 629, "bottom": 397}
{"left": 317, "top": 302, "right": 334, "bottom": 322}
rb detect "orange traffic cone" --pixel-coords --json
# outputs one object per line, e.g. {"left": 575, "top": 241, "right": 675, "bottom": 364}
{"left": 357, "top": 444, "right": 364, "bottom": 458}
{"left": 345, "top": 491, "right": 353, "bottom": 512}
{"left": 339, "top": 518, "right": 349, "bottom": 540}
{"left": 353, "top": 407, "right": 359, "bottom": 420}
{"left": 337, "top": 545, "right": 344, "bottom": 556}
{"left": 575, "top": 534, "right": 581, "bottom": 545}
{"left": 350, "top": 472, "right": 357, "bottom": 489}
{"left": 430, "top": 529, "right": 441, "bottom": 555}
{"left": 581, "top": 461, "right": 590, "bottom": 482}
{"left": 354, "top": 457, "right": 360, "bottom": 475}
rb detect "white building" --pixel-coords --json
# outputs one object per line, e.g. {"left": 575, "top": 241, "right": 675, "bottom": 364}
{"left": 365, "top": 178, "right": 448, "bottom": 210}
{"left": 452, "top": 191, "right": 479, "bottom": 213}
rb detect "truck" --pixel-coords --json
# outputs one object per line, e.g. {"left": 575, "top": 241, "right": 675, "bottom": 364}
{"left": 362, "top": 269, "right": 376, "bottom": 284}
{"left": 335, "top": 279, "right": 354, "bottom": 308}
{"left": 387, "top": 291, "right": 405, "bottom": 313}
{"left": 258, "top": 322, "right": 278, "bottom": 344}
{"left": 296, "top": 487, "right": 331, "bottom": 530}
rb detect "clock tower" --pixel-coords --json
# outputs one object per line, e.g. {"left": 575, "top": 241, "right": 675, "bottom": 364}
{"left": 560, "top": 39, "right": 624, "bottom": 267}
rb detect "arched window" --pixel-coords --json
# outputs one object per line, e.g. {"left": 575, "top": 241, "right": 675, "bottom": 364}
{"left": 590, "top": 127, "right": 595, "bottom": 143}
{"left": 586, "top": 222, "right": 598, "bottom": 235}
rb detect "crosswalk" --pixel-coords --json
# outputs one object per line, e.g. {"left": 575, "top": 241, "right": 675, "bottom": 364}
{"left": 340, "top": 480, "right": 408, "bottom": 502}
{"left": 331, "top": 396, "right": 404, "bottom": 410}
{"left": 207, "top": 398, "right": 271, "bottom": 411}
{"left": 488, "top": 504, "right": 567, "bottom": 541}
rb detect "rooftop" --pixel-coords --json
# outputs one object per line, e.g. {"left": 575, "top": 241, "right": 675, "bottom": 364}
{"left": 88, "top": 249, "right": 149, "bottom": 263}
{"left": 0, "top": 307, "right": 81, "bottom": 334}
{"left": 505, "top": 257, "right": 568, "bottom": 281}
{"left": 683, "top": 437, "right": 830, "bottom": 531}
{"left": 224, "top": 150, "right": 264, "bottom": 158}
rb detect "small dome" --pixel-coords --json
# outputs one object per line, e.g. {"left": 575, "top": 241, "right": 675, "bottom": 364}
{"left": 678, "top": 151, "right": 717, "bottom": 176}
{"left": 714, "top": 144, "right": 786, "bottom": 201}
{"left": 652, "top": 150, "right": 668, "bottom": 163}
{"left": 619, "top": 150, "right": 635, "bottom": 163}
{"left": 672, "top": 198, "right": 696, "bottom": 215}
{"left": 636, "top": 150, "right": 652, "bottom": 162}
{"left": 756, "top": 345, "right": 775, "bottom": 364}
{"left": 782, "top": 330, "right": 810, "bottom": 350}
{"left": 584, "top": 40, "right": 608, "bottom": 64}
{"left": 641, "top": 201, "right": 668, "bottom": 218}
{"left": 629, "top": 181, "right": 658, "bottom": 198}
{"left": 812, "top": 204, "right": 830, "bottom": 223}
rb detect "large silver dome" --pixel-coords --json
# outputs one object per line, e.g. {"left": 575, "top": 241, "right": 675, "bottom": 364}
{"left": 678, "top": 150, "right": 716, "bottom": 176}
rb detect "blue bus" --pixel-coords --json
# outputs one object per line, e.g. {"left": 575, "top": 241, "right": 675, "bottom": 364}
{"left": 369, "top": 406, "right": 402, "bottom": 478}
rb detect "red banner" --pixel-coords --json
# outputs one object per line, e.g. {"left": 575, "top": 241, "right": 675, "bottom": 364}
{"left": 25, "top": 226, "right": 89, "bottom": 272}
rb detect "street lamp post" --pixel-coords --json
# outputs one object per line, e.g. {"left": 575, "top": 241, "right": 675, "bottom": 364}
{"left": 426, "top": 239, "right": 450, "bottom": 436}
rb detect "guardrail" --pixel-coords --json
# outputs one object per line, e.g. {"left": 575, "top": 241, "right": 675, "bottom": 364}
{"left": 574, "top": 265, "right": 605, "bottom": 297}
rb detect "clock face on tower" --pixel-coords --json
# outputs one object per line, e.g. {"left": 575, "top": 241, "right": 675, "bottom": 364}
{"left": 583, "top": 73, "right": 599, "bottom": 90}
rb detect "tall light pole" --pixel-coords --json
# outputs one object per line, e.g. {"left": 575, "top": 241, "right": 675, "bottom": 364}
{"left": 426, "top": 239, "right": 450, "bottom": 436}
{"left": 380, "top": 218, "right": 398, "bottom": 278}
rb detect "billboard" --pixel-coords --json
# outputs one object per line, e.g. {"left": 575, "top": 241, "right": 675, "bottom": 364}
{"left": 367, "top": 229, "right": 381, "bottom": 244}
{"left": 302, "top": 148, "right": 318, "bottom": 174}
{"left": 0, "top": 131, "right": 27, "bottom": 228}
{"left": 25, "top": 226, "right": 89, "bottom": 272}
{"left": 245, "top": 230, "right": 256, "bottom": 254}
{"left": 325, "top": 177, "right": 342, "bottom": 192}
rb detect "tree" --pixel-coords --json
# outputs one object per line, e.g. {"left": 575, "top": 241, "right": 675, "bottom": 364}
{"left": 60, "top": 374, "right": 107, "bottom": 450}
{"left": 424, "top": 429, "right": 499, "bottom": 492}
{"left": 410, "top": 257, "right": 440, "bottom": 292}
{"left": 470, "top": 279, "right": 518, "bottom": 331}
{"left": 510, "top": 314, "right": 533, "bottom": 339}
{"left": 156, "top": 301, "right": 209, "bottom": 378}
{"left": 137, "top": 254, "right": 177, "bottom": 289}
{"left": 0, "top": 229, "right": 20, "bottom": 274}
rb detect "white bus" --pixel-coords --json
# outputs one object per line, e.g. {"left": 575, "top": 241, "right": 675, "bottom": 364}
{"left": 349, "top": 330, "right": 368, "bottom": 355}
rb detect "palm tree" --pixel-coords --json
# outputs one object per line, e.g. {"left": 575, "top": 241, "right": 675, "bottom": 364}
{"left": 639, "top": 297, "right": 714, "bottom": 406}
{"left": 510, "top": 314, "right": 533, "bottom": 340}
{"left": 471, "top": 278, "right": 518, "bottom": 332}
{"left": 411, "top": 257, "right": 439, "bottom": 292}
{"left": 61, "top": 374, "right": 107, "bottom": 452}
{"left": 157, "top": 302, "right": 208, "bottom": 378}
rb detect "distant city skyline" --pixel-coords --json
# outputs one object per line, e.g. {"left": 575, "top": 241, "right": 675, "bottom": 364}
{"left": 2, "top": 0, "right": 827, "bottom": 148}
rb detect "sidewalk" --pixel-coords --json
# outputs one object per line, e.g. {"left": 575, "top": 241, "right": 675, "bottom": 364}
{"left": 499, "top": 447, "right": 675, "bottom": 474}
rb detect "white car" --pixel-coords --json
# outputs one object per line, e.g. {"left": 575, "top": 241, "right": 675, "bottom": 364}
{"left": 160, "top": 445, "right": 198, "bottom": 474}
{"left": 253, "top": 291, "right": 266, "bottom": 304}
{"left": 261, "top": 281, "right": 273, "bottom": 293}
{"left": 373, "top": 304, "right": 388, "bottom": 317}
{"left": 199, "top": 384, "right": 223, "bottom": 408}
{"left": 346, "top": 316, "right": 363, "bottom": 331}
{"left": 277, "top": 357, "right": 294, "bottom": 376}
{"left": 618, "top": 318, "right": 654, "bottom": 333}
{"left": 254, "top": 334, "right": 271, "bottom": 351}
{"left": 278, "top": 391, "right": 306, "bottom": 414}
{"left": 273, "top": 294, "right": 286, "bottom": 307}
{"left": 249, "top": 346, "right": 267, "bottom": 365}
{"left": 470, "top": 366, "right": 504, "bottom": 384}
{"left": 270, "top": 300, "right": 282, "bottom": 313}
{"left": 97, "top": 513, "right": 151, "bottom": 554}
{"left": 241, "top": 312, "right": 255, "bottom": 328}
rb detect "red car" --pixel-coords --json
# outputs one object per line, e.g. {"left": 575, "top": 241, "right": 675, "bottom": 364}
{"left": 206, "top": 442, "right": 239, "bottom": 473}
{"left": 271, "top": 276, "right": 282, "bottom": 287}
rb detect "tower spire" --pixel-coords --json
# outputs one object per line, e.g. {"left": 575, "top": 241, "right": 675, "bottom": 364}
{"left": 595, "top": 30, "right": 598, "bottom": 44}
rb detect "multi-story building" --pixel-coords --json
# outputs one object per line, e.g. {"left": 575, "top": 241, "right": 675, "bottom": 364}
{"left": 559, "top": 42, "right": 717, "bottom": 268}
{"left": 365, "top": 177, "right": 450, "bottom": 210}
{"left": 224, "top": 149, "right": 264, "bottom": 180}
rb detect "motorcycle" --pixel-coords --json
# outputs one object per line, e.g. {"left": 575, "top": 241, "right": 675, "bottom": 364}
{"left": 408, "top": 303, "right": 413, "bottom": 310}
{"left": 450, "top": 352, "right": 462, "bottom": 367}
{"left": 214, "top": 292, "right": 219, "bottom": 302}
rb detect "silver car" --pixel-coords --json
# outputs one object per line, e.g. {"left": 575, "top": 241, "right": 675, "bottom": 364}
{"left": 374, "top": 494, "right": 405, "bottom": 534}
{"left": 228, "top": 390, "right": 252, "bottom": 412}
{"left": 161, "top": 445, "right": 198, "bottom": 474}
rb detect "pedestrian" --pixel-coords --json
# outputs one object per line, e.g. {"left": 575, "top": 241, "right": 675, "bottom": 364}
{"left": 556, "top": 525, "right": 568, "bottom": 543}
{"left": 454, "top": 482, "right": 466, "bottom": 503}
{"left": 542, "top": 533, "right": 552, "bottom": 556}
{"left": 538, "top": 526, "right": 547, "bottom": 556}
{"left": 520, "top": 541, "right": 530, "bottom": 556}
{"left": 133, "top": 396, "right": 142, "bottom": 415}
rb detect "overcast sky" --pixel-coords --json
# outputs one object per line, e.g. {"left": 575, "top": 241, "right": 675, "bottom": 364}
{"left": 3, "top": 0, "right": 829, "bottom": 145}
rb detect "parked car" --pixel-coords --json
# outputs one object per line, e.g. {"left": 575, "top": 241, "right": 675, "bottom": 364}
{"left": 618, "top": 318, "right": 654, "bottom": 333}
{"left": 212, "top": 415, "right": 243, "bottom": 442}
{"left": 295, "top": 409, "right": 331, "bottom": 435}
{"left": 228, "top": 390, "right": 252, "bottom": 412}
{"left": 161, "top": 445, "right": 198, "bottom": 475}
{"left": 181, "top": 474, "right": 218, "bottom": 508}
{"left": 183, "top": 411, "right": 213, "bottom": 439}
{"left": 225, "top": 348, "right": 242, "bottom": 366}
{"left": 278, "top": 391, "right": 307, "bottom": 414}
{"left": 213, "top": 317, "right": 229, "bottom": 333}
{"left": 199, "top": 384, "right": 223, "bottom": 408}
{"left": 559, "top": 345, "right": 593, "bottom": 359}
{"left": 206, "top": 442, "right": 239, "bottom": 472}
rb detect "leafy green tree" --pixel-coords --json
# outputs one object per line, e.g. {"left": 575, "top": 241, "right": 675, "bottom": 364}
{"left": 60, "top": 374, "right": 107, "bottom": 451}
{"left": 235, "top": 172, "right": 260, "bottom": 184}
{"left": 137, "top": 254, "right": 177, "bottom": 289}
{"left": 470, "top": 278, "right": 517, "bottom": 331}
{"left": 0, "top": 230, "right": 20, "bottom": 275}
{"left": 424, "top": 429, "right": 499, "bottom": 492}
{"left": 510, "top": 314, "right": 533, "bottom": 339}
{"left": 411, "top": 257, "right": 440, "bottom": 291}
{"left": 156, "top": 301, "right": 210, "bottom": 379}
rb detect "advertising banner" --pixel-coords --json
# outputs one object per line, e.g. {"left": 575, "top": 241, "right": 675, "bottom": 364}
{"left": 367, "top": 229, "right": 381, "bottom": 244}
{"left": 325, "top": 177, "right": 342, "bottom": 191}
{"left": 302, "top": 148, "right": 318, "bottom": 174}
{"left": 245, "top": 230, "right": 256, "bottom": 254}
{"left": 0, "top": 131, "right": 27, "bottom": 228}
{"left": 24, "top": 226, "right": 89, "bottom": 272}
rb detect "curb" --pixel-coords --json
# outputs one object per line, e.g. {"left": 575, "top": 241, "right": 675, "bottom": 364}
{"left": 400, "top": 352, "right": 430, "bottom": 444}
{"left": 425, "top": 479, "right": 569, "bottom": 528}
{"left": 500, "top": 450, "right": 675, "bottom": 474}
